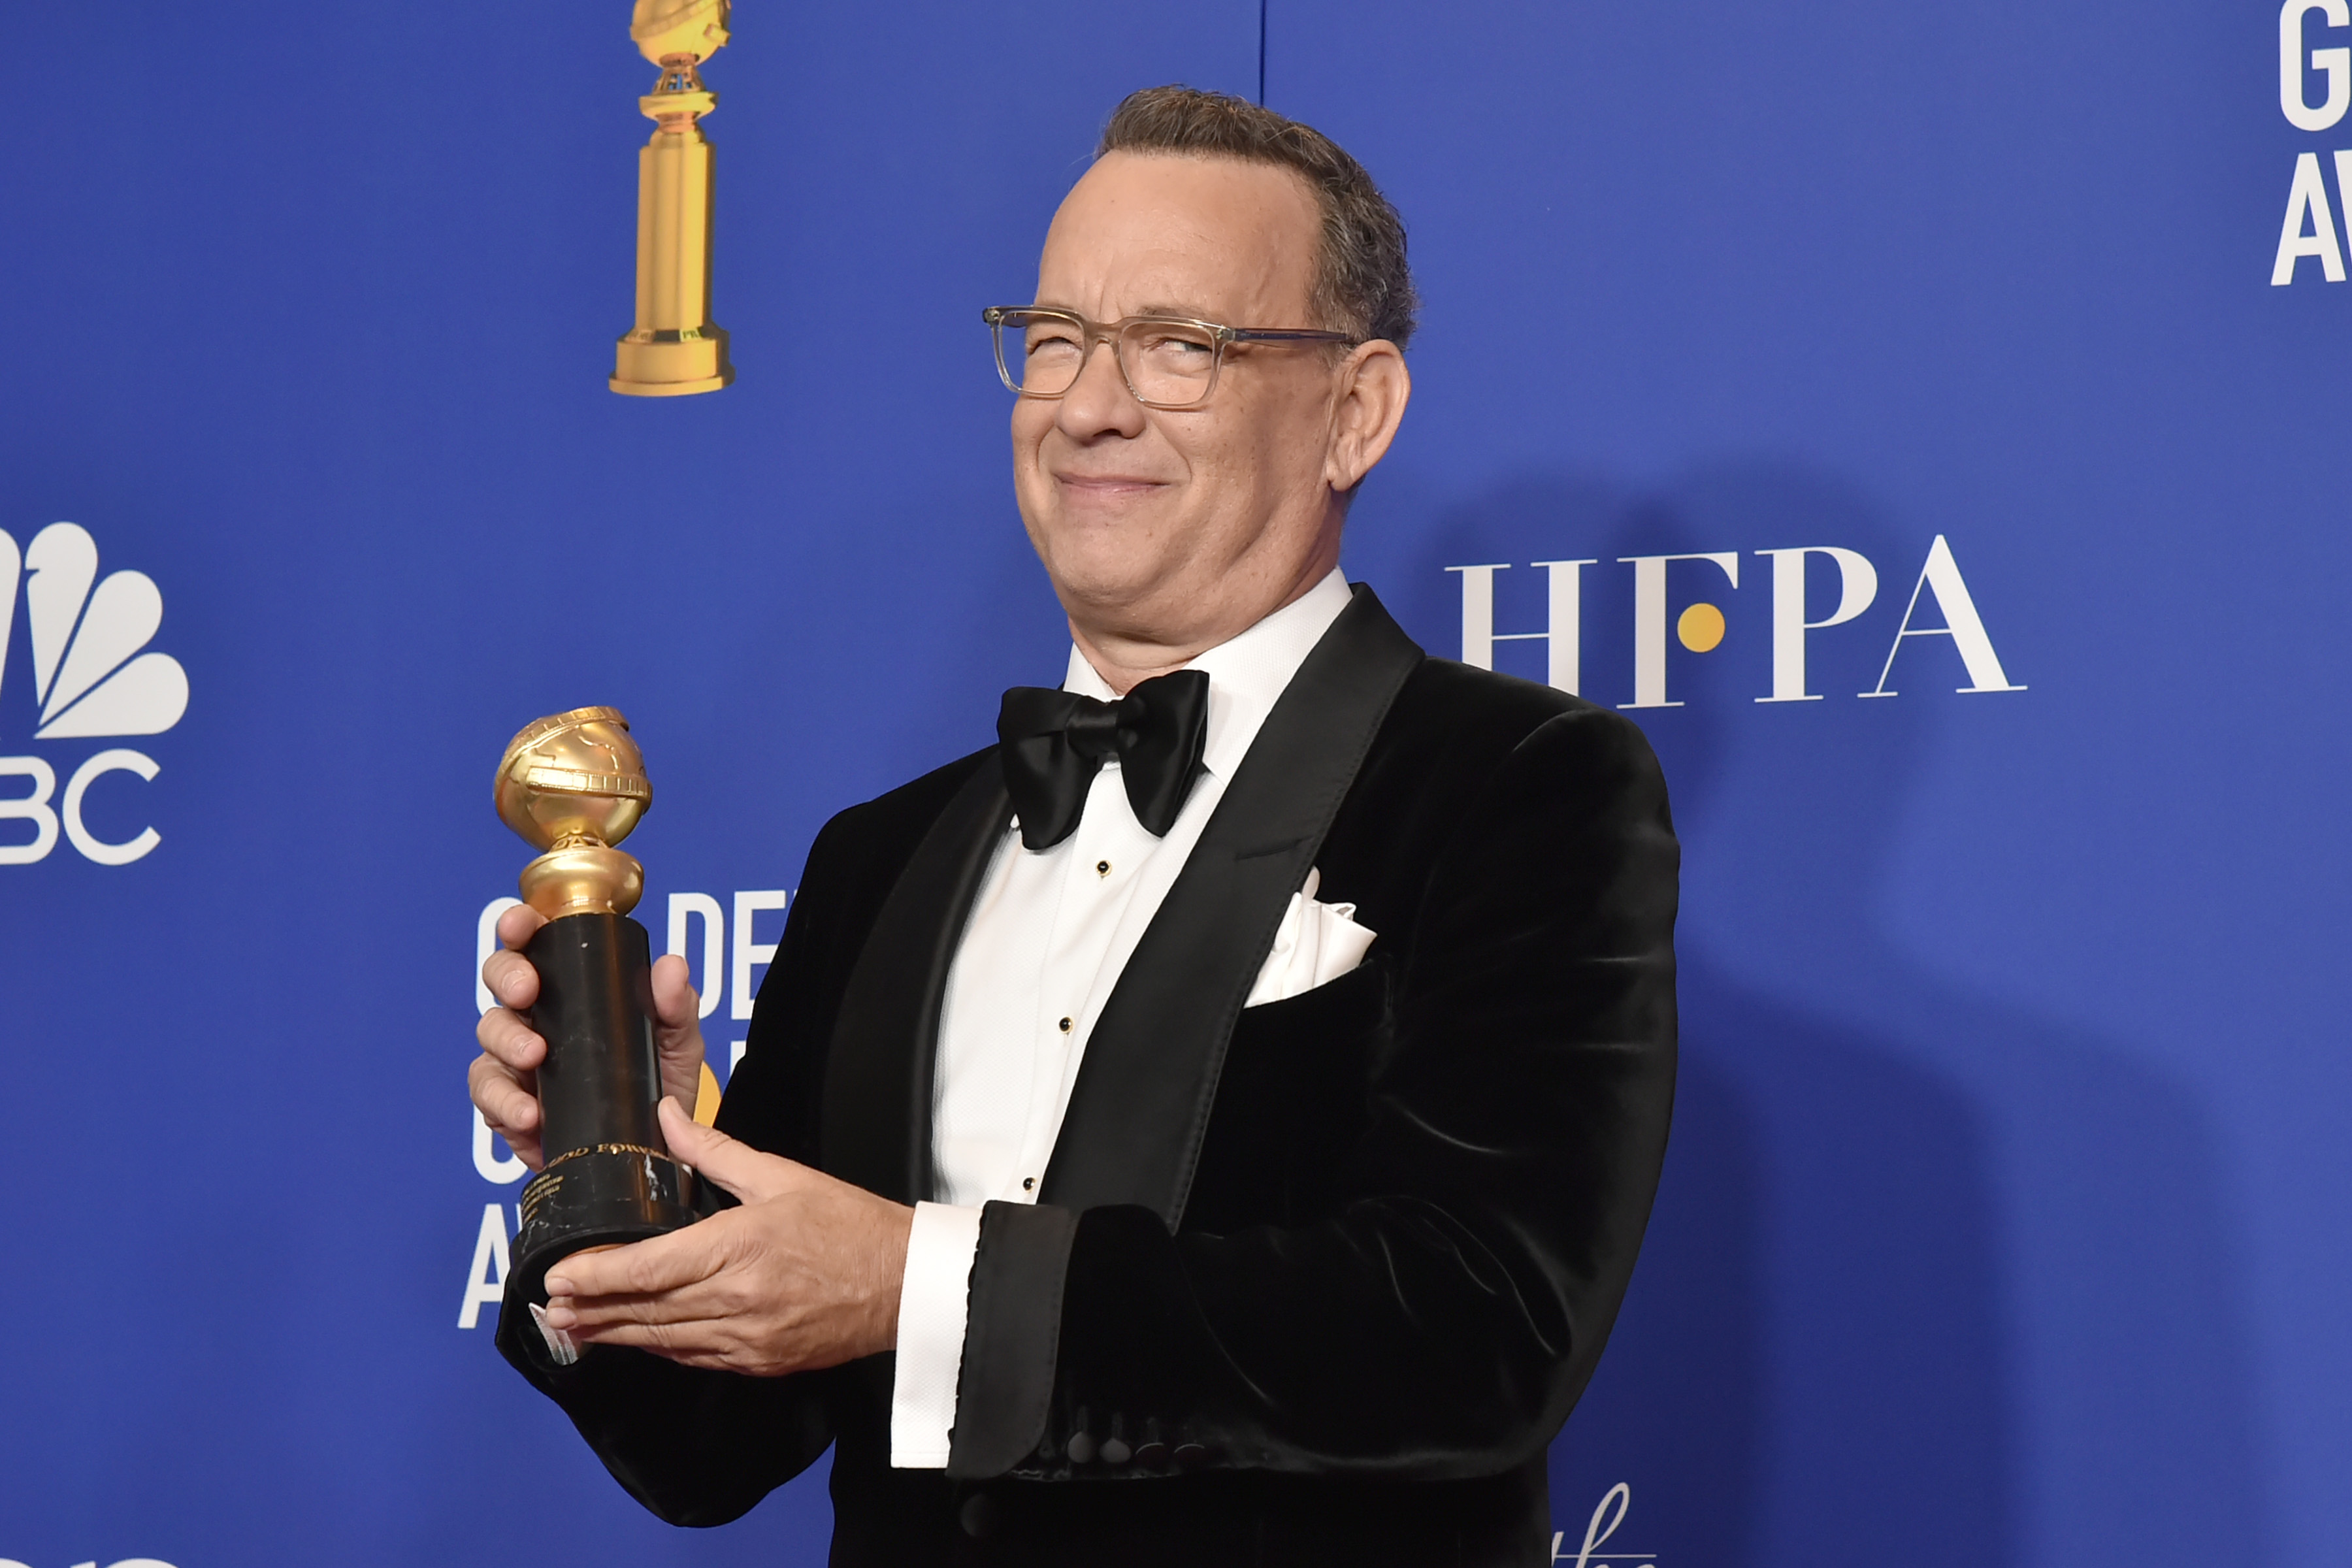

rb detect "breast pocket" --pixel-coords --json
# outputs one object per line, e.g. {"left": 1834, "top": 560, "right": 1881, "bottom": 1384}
{"left": 1236, "top": 950, "right": 1386, "bottom": 1036}
{"left": 1185, "top": 956, "right": 1393, "bottom": 1232}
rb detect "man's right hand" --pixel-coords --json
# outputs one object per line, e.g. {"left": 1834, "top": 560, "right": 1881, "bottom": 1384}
{"left": 470, "top": 902, "right": 711, "bottom": 1172}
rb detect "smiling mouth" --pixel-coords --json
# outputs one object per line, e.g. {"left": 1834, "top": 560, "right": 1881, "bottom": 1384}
{"left": 1055, "top": 474, "right": 1169, "bottom": 497}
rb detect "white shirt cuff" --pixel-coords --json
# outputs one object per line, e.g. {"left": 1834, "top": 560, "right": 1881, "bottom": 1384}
{"left": 889, "top": 1200, "right": 984, "bottom": 1469}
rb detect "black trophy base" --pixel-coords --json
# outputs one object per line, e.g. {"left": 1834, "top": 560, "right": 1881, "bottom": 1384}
{"left": 496, "top": 909, "right": 737, "bottom": 1360}
{"left": 509, "top": 1144, "right": 726, "bottom": 1309}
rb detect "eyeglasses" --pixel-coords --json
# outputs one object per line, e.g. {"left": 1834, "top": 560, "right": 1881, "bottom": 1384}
{"left": 983, "top": 306, "right": 1358, "bottom": 411}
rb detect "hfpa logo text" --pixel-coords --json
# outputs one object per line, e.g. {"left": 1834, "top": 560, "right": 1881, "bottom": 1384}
{"left": 1446, "top": 534, "right": 2023, "bottom": 709}
{"left": 0, "top": 523, "right": 190, "bottom": 866}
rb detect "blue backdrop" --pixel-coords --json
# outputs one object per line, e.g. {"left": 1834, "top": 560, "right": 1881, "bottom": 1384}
{"left": 3, "top": 2, "right": 2345, "bottom": 1563}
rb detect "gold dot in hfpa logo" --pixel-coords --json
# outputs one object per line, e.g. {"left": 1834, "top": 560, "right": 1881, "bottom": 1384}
{"left": 1675, "top": 602, "right": 1726, "bottom": 653}
{"left": 0, "top": 522, "right": 189, "bottom": 866}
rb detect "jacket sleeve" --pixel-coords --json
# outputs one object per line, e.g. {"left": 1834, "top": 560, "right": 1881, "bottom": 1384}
{"left": 492, "top": 804, "right": 870, "bottom": 1526}
{"left": 953, "top": 704, "right": 1679, "bottom": 1482}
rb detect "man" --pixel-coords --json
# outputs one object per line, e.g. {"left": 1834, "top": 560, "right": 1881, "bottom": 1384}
{"left": 472, "top": 86, "right": 1678, "bottom": 1566}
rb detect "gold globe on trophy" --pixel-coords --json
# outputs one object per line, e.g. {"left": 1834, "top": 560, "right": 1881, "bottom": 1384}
{"left": 612, "top": 0, "right": 734, "bottom": 396}
{"left": 497, "top": 706, "right": 653, "bottom": 919}
{"left": 493, "top": 708, "right": 722, "bottom": 1330}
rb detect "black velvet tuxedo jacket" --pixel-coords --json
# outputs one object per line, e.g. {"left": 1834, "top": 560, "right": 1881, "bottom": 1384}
{"left": 499, "top": 585, "right": 1680, "bottom": 1567}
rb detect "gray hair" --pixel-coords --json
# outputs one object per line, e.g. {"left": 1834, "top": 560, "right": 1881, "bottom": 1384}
{"left": 1098, "top": 86, "right": 1420, "bottom": 350}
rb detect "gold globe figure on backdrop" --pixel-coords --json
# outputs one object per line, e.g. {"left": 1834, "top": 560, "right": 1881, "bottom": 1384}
{"left": 632, "top": 0, "right": 730, "bottom": 62}
{"left": 495, "top": 707, "right": 653, "bottom": 920}
{"left": 611, "top": 0, "right": 734, "bottom": 396}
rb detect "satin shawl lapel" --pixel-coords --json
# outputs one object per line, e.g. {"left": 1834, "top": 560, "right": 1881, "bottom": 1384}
{"left": 820, "top": 760, "right": 1010, "bottom": 1203}
{"left": 1040, "top": 587, "right": 1424, "bottom": 1226}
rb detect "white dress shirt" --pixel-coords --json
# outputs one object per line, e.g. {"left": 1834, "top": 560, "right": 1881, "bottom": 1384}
{"left": 887, "top": 568, "right": 1359, "bottom": 1467}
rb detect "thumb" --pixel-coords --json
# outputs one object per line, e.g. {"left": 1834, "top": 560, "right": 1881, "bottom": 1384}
{"left": 647, "top": 952, "right": 702, "bottom": 1031}
{"left": 658, "top": 1096, "right": 791, "bottom": 1204}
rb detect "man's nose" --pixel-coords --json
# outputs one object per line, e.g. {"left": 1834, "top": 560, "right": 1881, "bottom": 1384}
{"left": 1055, "top": 333, "right": 1147, "bottom": 438}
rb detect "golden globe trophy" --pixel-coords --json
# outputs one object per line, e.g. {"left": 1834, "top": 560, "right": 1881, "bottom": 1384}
{"left": 611, "top": 0, "right": 734, "bottom": 396}
{"left": 495, "top": 708, "right": 719, "bottom": 1313}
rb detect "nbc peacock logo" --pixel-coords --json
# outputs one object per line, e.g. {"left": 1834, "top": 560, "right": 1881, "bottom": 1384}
{"left": 0, "top": 522, "right": 189, "bottom": 866}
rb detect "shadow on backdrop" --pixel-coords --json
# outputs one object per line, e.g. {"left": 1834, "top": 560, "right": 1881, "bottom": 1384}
{"left": 1345, "top": 465, "right": 2266, "bottom": 1567}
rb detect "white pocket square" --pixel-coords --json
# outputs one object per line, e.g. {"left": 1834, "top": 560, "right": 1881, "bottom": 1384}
{"left": 1245, "top": 866, "right": 1377, "bottom": 1007}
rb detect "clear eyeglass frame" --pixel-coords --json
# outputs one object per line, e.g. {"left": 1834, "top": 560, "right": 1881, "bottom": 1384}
{"left": 983, "top": 305, "right": 1359, "bottom": 411}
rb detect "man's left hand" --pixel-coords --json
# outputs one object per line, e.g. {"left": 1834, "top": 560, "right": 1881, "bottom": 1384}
{"left": 539, "top": 1098, "right": 915, "bottom": 1376}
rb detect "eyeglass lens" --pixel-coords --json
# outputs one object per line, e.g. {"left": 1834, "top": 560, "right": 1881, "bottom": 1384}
{"left": 995, "top": 311, "right": 1220, "bottom": 406}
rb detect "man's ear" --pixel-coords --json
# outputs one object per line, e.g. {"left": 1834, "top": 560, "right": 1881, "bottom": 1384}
{"left": 1325, "top": 340, "right": 1412, "bottom": 495}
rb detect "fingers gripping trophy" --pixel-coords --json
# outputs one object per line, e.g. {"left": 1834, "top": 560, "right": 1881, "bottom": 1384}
{"left": 493, "top": 708, "right": 725, "bottom": 1318}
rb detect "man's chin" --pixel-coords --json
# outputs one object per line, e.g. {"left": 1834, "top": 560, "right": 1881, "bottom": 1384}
{"left": 1037, "top": 541, "right": 1203, "bottom": 621}
{"left": 1036, "top": 514, "right": 1178, "bottom": 580}
{"left": 1047, "top": 560, "right": 1178, "bottom": 614}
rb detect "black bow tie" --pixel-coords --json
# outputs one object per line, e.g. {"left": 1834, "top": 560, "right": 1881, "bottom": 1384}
{"left": 997, "top": 669, "right": 1211, "bottom": 851}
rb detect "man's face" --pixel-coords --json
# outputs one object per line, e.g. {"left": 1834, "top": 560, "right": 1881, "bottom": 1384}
{"left": 1013, "top": 151, "right": 1350, "bottom": 656}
